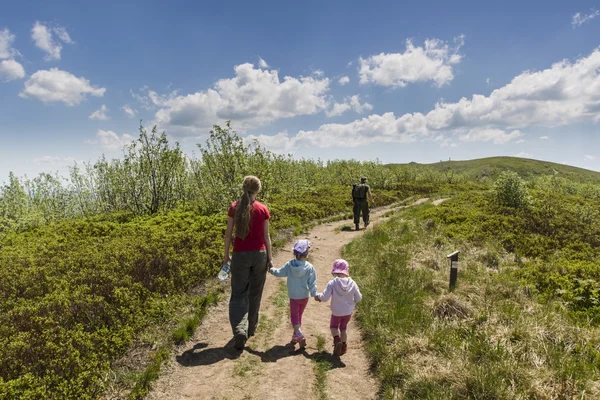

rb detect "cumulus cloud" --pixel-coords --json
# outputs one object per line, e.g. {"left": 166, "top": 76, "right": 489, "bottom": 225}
{"left": 31, "top": 21, "right": 73, "bottom": 61}
{"left": 572, "top": 9, "right": 600, "bottom": 28}
{"left": 89, "top": 104, "right": 109, "bottom": 120}
{"left": 459, "top": 128, "right": 522, "bottom": 144}
{"left": 338, "top": 76, "right": 350, "bottom": 85}
{"left": 540, "top": 136, "right": 549, "bottom": 140}
{"left": 0, "top": 28, "right": 20, "bottom": 59}
{"left": 326, "top": 95, "right": 373, "bottom": 117}
{"left": 20, "top": 68, "right": 106, "bottom": 106}
{"left": 258, "top": 57, "right": 269, "bottom": 68}
{"left": 122, "top": 104, "right": 138, "bottom": 118}
{"left": 85, "top": 129, "right": 135, "bottom": 151}
{"left": 0, "top": 59, "right": 25, "bottom": 81}
{"left": 250, "top": 47, "right": 600, "bottom": 150}
{"left": 359, "top": 35, "right": 464, "bottom": 87}
{"left": 0, "top": 28, "right": 25, "bottom": 82}
{"left": 147, "top": 63, "right": 330, "bottom": 133}
{"left": 584, "top": 154, "right": 596, "bottom": 160}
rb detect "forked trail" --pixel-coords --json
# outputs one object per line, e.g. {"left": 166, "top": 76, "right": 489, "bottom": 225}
{"left": 147, "top": 202, "right": 419, "bottom": 400}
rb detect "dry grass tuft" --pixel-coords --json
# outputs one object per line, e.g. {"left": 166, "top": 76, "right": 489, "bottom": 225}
{"left": 432, "top": 294, "right": 474, "bottom": 320}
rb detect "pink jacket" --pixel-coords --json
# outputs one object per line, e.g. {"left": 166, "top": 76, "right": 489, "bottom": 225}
{"left": 317, "top": 277, "right": 362, "bottom": 316}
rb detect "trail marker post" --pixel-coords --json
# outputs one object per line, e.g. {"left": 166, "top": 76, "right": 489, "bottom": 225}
{"left": 447, "top": 251, "right": 459, "bottom": 291}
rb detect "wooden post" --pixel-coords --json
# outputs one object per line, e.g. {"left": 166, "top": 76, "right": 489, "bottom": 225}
{"left": 447, "top": 251, "right": 459, "bottom": 291}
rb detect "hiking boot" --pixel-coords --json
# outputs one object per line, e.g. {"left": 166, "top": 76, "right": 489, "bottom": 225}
{"left": 333, "top": 336, "right": 343, "bottom": 356}
{"left": 355, "top": 224, "right": 360, "bottom": 231}
{"left": 365, "top": 221, "right": 369, "bottom": 228}
{"left": 233, "top": 333, "right": 246, "bottom": 350}
{"left": 341, "top": 342, "right": 347, "bottom": 355}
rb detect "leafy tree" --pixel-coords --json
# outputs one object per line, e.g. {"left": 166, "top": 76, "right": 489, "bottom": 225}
{"left": 493, "top": 171, "right": 531, "bottom": 209}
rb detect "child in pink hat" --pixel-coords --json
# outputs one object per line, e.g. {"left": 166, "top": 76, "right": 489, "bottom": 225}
{"left": 315, "top": 259, "right": 362, "bottom": 356}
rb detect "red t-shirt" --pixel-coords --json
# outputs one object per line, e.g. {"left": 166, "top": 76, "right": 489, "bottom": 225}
{"left": 227, "top": 200, "right": 270, "bottom": 252}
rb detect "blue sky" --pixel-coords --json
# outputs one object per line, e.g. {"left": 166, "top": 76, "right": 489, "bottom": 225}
{"left": 1, "top": 0, "right": 600, "bottom": 183}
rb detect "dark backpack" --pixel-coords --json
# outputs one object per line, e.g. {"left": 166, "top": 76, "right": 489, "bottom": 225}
{"left": 352, "top": 183, "right": 368, "bottom": 199}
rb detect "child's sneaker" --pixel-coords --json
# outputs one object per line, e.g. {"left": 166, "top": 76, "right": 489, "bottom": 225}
{"left": 333, "top": 336, "right": 343, "bottom": 356}
{"left": 341, "top": 342, "right": 347, "bottom": 355}
{"left": 292, "top": 330, "right": 305, "bottom": 347}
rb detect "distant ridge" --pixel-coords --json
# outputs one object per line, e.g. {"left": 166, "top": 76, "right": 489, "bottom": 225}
{"left": 387, "top": 156, "right": 600, "bottom": 184}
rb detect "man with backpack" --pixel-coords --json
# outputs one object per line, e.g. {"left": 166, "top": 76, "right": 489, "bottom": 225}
{"left": 352, "top": 177, "right": 375, "bottom": 231}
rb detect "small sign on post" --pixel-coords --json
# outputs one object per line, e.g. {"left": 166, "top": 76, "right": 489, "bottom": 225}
{"left": 447, "top": 251, "right": 460, "bottom": 291}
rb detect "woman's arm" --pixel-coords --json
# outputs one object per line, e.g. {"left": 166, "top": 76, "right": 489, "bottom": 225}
{"left": 263, "top": 219, "right": 273, "bottom": 270}
{"left": 223, "top": 216, "right": 235, "bottom": 264}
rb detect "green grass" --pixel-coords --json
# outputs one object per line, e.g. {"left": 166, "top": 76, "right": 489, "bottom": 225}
{"left": 312, "top": 334, "right": 331, "bottom": 400}
{"left": 344, "top": 200, "right": 600, "bottom": 399}
{"left": 389, "top": 156, "right": 600, "bottom": 184}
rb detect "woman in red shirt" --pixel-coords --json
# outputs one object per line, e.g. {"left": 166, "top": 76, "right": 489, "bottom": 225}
{"left": 223, "top": 175, "right": 273, "bottom": 350}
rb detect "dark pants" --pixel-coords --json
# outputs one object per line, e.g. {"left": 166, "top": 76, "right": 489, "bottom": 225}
{"left": 353, "top": 198, "right": 369, "bottom": 225}
{"left": 229, "top": 250, "right": 268, "bottom": 337}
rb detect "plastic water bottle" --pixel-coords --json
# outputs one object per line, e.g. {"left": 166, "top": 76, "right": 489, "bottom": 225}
{"left": 218, "top": 262, "right": 230, "bottom": 281}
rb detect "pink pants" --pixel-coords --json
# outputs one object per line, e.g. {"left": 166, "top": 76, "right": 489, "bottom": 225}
{"left": 330, "top": 314, "right": 352, "bottom": 331}
{"left": 290, "top": 298, "right": 309, "bottom": 326}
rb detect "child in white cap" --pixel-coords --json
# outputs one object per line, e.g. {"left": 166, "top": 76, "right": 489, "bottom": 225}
{"left": 315, "top": 259, "right": 362, "bottom": 356}
{"left": 269, "top": 239, "right": 318, "bottom": 347}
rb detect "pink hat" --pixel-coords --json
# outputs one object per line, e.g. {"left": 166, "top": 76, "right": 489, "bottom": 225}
{"left": 331, "top": 259, "right": 349, "bottom": 276}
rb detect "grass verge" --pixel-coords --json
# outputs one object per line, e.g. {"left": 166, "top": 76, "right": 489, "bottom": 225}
{"left": 344, "top": 201, "right": 600, "bottom": 399}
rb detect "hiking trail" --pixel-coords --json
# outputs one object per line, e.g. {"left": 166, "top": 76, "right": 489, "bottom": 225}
{"left": 147, "top": 199, "right": 429, "bottom": 400}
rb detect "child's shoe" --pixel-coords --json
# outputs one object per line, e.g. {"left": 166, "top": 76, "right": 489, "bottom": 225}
{"left": 333, "top": 336, "right": 343, "bottom": 356}
{"left": 341, "top": 342, "right": 347, "bottom": 355}
{"left": 292, "top": 330, "right": 306, "bottom": 347}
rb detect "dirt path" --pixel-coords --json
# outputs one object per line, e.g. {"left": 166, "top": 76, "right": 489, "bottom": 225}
{"left": 147, "top": 201, "right": 424, "bottom": 400}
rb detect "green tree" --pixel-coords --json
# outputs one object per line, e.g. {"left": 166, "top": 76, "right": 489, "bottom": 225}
{"left": 493, "top": 171, "right": 531, "bottom": 209}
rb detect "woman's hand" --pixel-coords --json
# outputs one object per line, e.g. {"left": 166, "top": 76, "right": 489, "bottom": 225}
{"left": 266, "top": 259, "right": 273, "bottom": 271}
{"left": 223, "top": 254, "right": 231, "bottom": 265}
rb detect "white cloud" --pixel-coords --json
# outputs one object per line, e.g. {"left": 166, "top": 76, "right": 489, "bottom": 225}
{"left": 486, "top": 78, "right": 491, "bottom": 85}
{"left": 0, "top": 28, "right": 24, "bottom": 82}
{"left": 0, "top": 28, "right": 20, "bottom": 59}
{"left": 516, "top": 151, "right": 533, "bottom": 158}
{"left": 313, "top": 69, "right": 325, "bottom": 77}
{"left": 459, "top": 128, "right": 522, "bottom": 144}
{"left": 52, "top": 26, "right": 73, "bottom": 44}
{"left": 359, "top": 35, "right": 464, "bottom": 87}
{"left": 151, "top": 62, "right": 330, "bottom": 133}
{"left": 122, "top": 104, "right": 138, "bottom": 118}
{"left": 0, "top": 59, "right": 25, "bottom": 81}
{"left": 434, "top": 135, "right": 457, "bottom": 148}
{"left": 33, "top": 156, "right": 60, "bottom": 164}
{"left": 258, "top": 57, "right": 269, "bottom": 68}
{"left": 326, "top": 95, "right": 373, "bottom": 117}
{"left": 540, "top": 136, "right": 549, "bottom": 140}
{"left": 338, "top": 76, "right": 350, "bottom": 85}
{"left": 85, "top": 129, "right": 135, "bottom": 151}
{"left": 89, "top": 104, "right": 109, "bottom": 120}
{"left": 244, "top": 131, "right": 296, "bottom": 153}
{"left": 31, "top": 21, "right": 73, "bottom": 61}
{"left": 20, "top": 68, "right": 106, "bottom": 106}
{"left": 251, "top": 47, "right": 600, "bottom": 150}
{"left": 32, "top": 155, "right": 77, "bottom": 165}
{"left": 572, "top": 9, "right": 600, "bottom": 28}
{"left": 584, "top": 154, "right": 596, "bottom": 161}
{"left": 516, "top": 139, "right": 525, "bottom": 144}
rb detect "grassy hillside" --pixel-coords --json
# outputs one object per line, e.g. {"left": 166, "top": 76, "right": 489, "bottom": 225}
{"left": 389, "top": 156, "right": 600, "bottom": 184}
{"left": 346, "top": 186, "right": 600, "bottom": 398}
